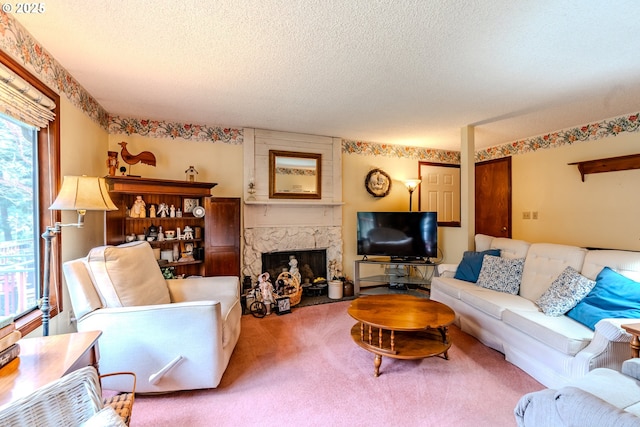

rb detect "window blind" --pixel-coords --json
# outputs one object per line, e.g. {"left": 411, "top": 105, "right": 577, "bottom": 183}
{"left": 0, "top": 62, "right": 55, "bottom": 128}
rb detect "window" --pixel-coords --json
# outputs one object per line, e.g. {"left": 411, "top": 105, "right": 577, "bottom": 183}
{"left": 0, "top": 51, "right": 60, "bottom": 335}
{"left": 0, "top": 114, "right": 39, "bottom": 318}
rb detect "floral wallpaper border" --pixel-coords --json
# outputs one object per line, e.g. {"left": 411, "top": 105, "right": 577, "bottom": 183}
{"left": 475, "top": 113, "right": 640, "bottom": 162}
{"left": 342, "top": 139, "right": 461, "bottom": 164}
{"left": 109, "top": 115, "right": 243, "bottom": 144}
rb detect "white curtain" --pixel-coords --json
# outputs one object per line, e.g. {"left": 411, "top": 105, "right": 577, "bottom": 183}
{"left": 0, "top": 62, "right": 55, "bottom": 128}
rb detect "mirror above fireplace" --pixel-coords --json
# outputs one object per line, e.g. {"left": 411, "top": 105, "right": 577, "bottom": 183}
{"left": 269, "top": 150, "right": 322, "bottom": 199}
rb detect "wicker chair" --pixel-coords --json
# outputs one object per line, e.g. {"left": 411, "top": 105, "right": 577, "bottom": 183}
{"left": 0, "top": 366, "right": 135, "bottom": 427}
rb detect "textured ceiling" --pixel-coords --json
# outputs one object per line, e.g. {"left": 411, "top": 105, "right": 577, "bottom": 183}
{"left": 14, "top": 0, "right": 640, "bottom": 150}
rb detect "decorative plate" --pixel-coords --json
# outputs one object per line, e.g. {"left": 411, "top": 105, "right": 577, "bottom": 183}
{"left": 365, "top": 168, "right": 391, "bottom": 197}
{"left": 192, "top": 205, "right": 205, "bottom": 218}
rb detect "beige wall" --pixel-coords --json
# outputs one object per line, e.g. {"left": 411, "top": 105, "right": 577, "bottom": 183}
{"left": 107, "top": 134, "right": 243, "bottom": 197}
{"left": 341, "top": 152, "right": 465, "bottom": 280}
{"left": 512, "top": 132, "right": 640, "bottom": 250}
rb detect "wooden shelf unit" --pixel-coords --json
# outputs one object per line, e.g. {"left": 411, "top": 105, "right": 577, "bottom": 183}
{"left": 104, "top": 176, "right": 240, "bottom": 278}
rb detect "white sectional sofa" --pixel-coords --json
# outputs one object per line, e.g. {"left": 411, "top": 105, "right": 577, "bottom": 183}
{"left": 431, "top": 234, "right": 640, "bottom": 388}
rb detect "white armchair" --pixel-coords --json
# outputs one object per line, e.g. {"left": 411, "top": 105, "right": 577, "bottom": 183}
{"left": 62, "top": 241, "right": 241, "bottom": 393}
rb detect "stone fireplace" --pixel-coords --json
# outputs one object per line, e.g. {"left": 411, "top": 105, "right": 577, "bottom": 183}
{"left": 243, "top": 225, "right": 343, "bottom": 281}
{"left": 242, "top": 129, "right": 344, "bottom": 283}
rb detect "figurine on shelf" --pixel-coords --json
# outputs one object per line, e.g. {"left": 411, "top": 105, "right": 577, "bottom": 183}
{"left": 185, "top": 165, "right": 199, "bottom": 182}
{"left": 107, "top": 151, "right": 119, "bottom": 177}
{"left": 157, "top": 203, "right": 169, "bottom": 218}
{"left": 149, "top": 204, "right": 156, "bottom": 218}
{"left": 170, "top": 204, "right": 176, "bottom": 218}
{"left": 183, "top": 226, "right": 194, "bottom": 240}
{"left": 130, "top": 196, "right": 146, "bottom": 218}
{"left": 289, "top": 255, "right": 301, "bottom": 285}
{"left": 258, "top": 272, "right": 275, "bottom": 315}
{"left": 247, "top": 177, "right": 256, "bottom": 201}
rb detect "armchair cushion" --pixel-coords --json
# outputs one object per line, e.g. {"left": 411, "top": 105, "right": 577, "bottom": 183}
{"left": 86, "top": 241, "right": 170, "bottom": 307}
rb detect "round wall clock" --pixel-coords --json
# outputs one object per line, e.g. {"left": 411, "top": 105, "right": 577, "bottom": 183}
{"left": 365, "top": 168, "right": 392, "bottom": 197}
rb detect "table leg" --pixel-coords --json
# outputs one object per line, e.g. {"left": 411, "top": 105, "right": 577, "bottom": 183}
{"left": 374, "top": 354, "right": 382, "bottom": 377}
{"left": 630, "top": 334, "right": 640, "bottom": 358}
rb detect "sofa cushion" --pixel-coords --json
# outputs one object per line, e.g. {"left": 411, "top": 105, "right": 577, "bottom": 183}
{"left": 454, "top": 249, "right": 501, "bottom": 283}
{"left": 86, "top": 242, "right": 171, "bottom": 307}
{"left": 582, "top": 250, "right": 640, "bottom": 282}
{"left": 567, "top": 267, "right": 640, "bottom": 330}
{"left": 474, "top": 234, "right": 495, "bottom": 252}
{"left": 536, "top": 266, "right": 596, "bottom": 316}
{"left": 460, "top": 287, "right": 538, "bottom": 319}
{"left": 502, "top": 309, "right": 593, "bottom": 355}
{"left": 476, "top": 255, "right": 524, "bottom": 295}
{"left": 519, "top": 243, "right": 588, "bottom": 302}
{"left": 430, "top": 276, "right": 479, "bottom": 300}
{"left": 490, "top": 237, "right": 530, "bottom": 259}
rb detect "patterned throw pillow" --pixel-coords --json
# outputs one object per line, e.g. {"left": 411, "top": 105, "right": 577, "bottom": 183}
{"left": 536, "top": 266, "right": 596, "bottom": 316}
{"left": 454, "top": 249, "right": 501, "bottom": 283}
{"left": 476, "top": 255, "right": 524, "bottom": 295}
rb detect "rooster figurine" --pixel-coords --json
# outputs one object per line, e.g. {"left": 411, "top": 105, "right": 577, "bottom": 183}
{"left": 118, "top": 141, "right": 157, "bottom": 168}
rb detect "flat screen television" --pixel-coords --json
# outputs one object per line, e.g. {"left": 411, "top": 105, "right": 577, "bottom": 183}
{"left": 357, "top": 211, "right": 438, "bottom": 261}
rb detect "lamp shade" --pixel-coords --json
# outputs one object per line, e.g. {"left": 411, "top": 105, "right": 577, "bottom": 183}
{"left": 50, "top": 176, "right": 117, "bottom": 211}
{"left": 403, "top": 179, "right": 422, "bottom": 192}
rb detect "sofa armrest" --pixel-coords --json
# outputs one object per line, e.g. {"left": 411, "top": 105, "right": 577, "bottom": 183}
{"left": 167, "top": 276, "right": 240, "bottom": 303}
{"left": 595, "top": 318, "right": 636, "bottom": 342}
{"left": 554, "top": 387, "right": 640, "bottom": 427}
{"left": 571, "top": 318, "right": 638, "bottom": 378}
{"left": 515, "top": 387, "right": 640, "bottom": 427}
{"left": 79, "top": 301, "right": 222, "bottom": 338}
{"left": 437, "top": 263, "right": 458, "bottom": 278}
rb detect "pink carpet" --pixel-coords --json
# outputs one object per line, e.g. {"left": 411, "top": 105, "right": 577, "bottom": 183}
{"left": 130, "top": 300, "right": 543, "bottom": 426}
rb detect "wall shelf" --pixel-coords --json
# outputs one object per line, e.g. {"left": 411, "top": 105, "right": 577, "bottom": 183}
{"left": 569, "top": 153, "right": 640, "bottom": 182}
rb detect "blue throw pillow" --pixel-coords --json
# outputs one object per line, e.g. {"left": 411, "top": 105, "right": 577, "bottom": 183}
{"left": 454, "top": 249, "right": 501, "bottom": 283}
{"left": 567, "top": 267, "right": 640, "bottom": 330}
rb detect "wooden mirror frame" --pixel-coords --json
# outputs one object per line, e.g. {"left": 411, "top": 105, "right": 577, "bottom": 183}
{"left": 269, "top": 150, "right": 322, "bottom": 199}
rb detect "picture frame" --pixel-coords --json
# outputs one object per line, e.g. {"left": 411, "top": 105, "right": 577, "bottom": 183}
{"left": 276, "top": 296, "right": 291, "bottom": 315}
{"left": 183, "top": 198, "right": 199, "bottom": 213}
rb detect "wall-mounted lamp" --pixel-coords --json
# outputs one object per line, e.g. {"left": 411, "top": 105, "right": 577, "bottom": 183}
{"left": 403, "top": 179, "right": 422, "bottom": 212}
{"left": 43, "top": 176, "right": 117, "bottom": 335}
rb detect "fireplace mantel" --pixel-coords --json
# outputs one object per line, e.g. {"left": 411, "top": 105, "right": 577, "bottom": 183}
{"left": 245, "top": 200, "right": 344, "bottom": 206}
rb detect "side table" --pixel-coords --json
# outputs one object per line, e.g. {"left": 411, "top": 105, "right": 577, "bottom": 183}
{"left": 0, "top": 330, "right": 102, "bottom": 407}
{"left": 622, "top": 323, "right": 640, "bottom": 358}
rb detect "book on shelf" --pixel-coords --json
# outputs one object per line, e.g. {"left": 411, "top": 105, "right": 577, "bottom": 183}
{"left": 0, "top": 321, "right": 16, "bottom": 340}
{"left": 0, "top": 330, "right": 21, "bottom": 352}
{"left": 0, "top": 316, "right": 14, "bottom": 330}
{"left": 0, "top": 343, "right": 20, "bottom": 369}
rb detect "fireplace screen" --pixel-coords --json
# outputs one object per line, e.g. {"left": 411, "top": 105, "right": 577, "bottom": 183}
{"left": 261, "top": 250, "right": 327, "bottom": 285}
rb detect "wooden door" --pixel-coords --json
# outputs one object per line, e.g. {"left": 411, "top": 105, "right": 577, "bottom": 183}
{"left": 475, "top": 157, "right": 511, "bottom": 238}
{"left": 204, "top": 197, "right": 241, "bottom": 277}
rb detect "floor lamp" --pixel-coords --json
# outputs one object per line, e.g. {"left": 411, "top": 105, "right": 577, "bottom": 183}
{"left": 403, "top": 179, "right": 422, "bottom": 212}
{"left": 42, "top": 176, "right": 117, "bottom": 336}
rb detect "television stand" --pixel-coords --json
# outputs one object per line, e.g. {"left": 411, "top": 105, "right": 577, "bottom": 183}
{"left": 353, "top": 258, "right": 440, "bottom": 295}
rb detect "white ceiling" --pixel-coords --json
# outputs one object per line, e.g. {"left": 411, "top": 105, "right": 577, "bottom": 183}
{"left": 14, "top": 0, "right": 640, "bottom": 150}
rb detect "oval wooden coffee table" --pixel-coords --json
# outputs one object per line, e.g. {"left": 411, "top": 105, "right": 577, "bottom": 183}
{"left": 348, "top": 294, "right": 455, "bottom": 377}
